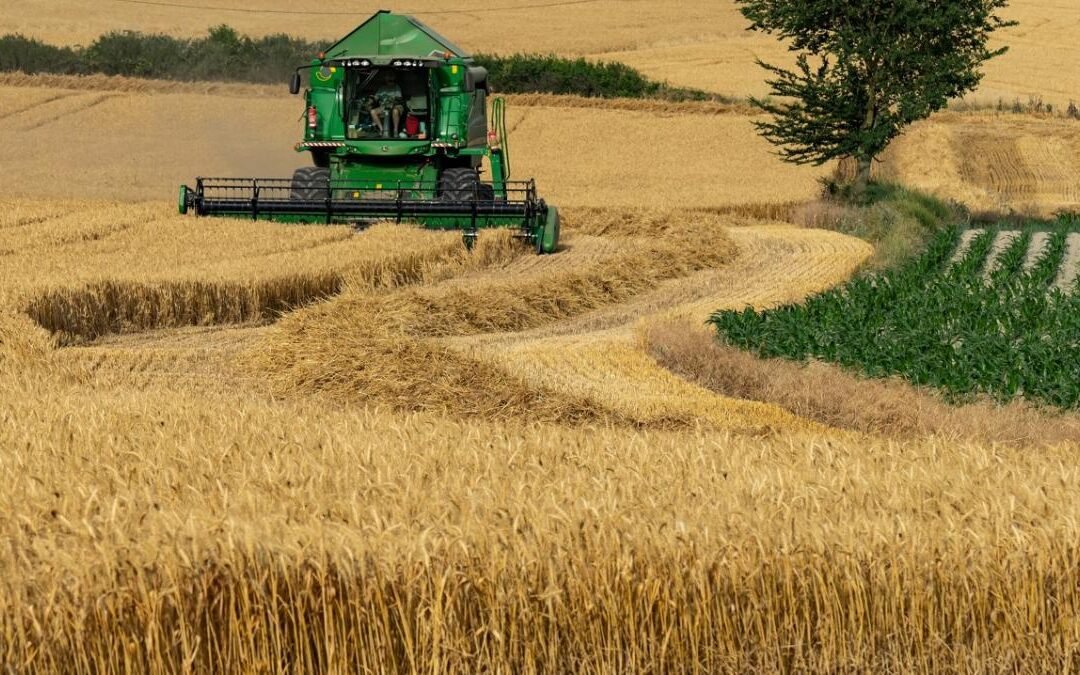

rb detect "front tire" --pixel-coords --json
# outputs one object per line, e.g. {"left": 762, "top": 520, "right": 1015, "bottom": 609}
{"left": 438, "top": 168, "right": 480, "bottom": 202}
{"left": 290, "top": 166, "right": 329, "bottom": 201}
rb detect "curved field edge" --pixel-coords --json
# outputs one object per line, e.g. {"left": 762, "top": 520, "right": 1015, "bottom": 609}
{"left": 244, "top": 217, "right": 741, "bottom": 425}
{"left": 710, "top": 219, "right": 1080, "bottom": 411}
{"left": 645, "top": 319, "right": 1080, "bottom": 447}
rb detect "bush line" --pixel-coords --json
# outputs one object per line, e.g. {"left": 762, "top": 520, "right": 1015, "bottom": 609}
{"left": 0, "top": 27, "right": 722, "bottom": 101}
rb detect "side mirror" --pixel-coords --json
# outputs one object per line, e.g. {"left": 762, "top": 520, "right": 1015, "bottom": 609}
{"left": 289, "top": 72, "right": 301, "bottom": 95}
{"left": 466, "top": 66, "right": 488, "bottom": 93}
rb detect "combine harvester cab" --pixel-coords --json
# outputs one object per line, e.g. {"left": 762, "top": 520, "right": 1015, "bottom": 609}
{"left": 178, "top": 10, "right": 559, "bottom": 254}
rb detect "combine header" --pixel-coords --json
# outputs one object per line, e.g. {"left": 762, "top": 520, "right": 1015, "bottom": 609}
{"left": 179, "top": 11, "right": 559, "bottom": 253}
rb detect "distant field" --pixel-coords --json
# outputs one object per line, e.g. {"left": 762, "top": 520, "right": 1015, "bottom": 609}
{"left": 2, "top": 0, "right": 1076, "bottom": 104}
{"left": 0, "top": 77, "right": 828, "bottom": 207}
{"left": 883, "top": 112, "right": 1080, "bottom": 217}
{"left": 4, "top": 75, "right": 1074, "bottom": 215}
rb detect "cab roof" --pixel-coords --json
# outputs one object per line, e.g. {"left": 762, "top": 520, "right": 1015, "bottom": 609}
{"left": 323, "top": 11, "right": 470, "bottom": 60}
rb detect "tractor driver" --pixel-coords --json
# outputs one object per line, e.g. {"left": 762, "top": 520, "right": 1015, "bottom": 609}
{"left": 369, "top": 71, "right": 405, "bottom": 137}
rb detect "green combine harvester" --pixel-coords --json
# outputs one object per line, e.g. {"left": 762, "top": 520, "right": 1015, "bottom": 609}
{"left": 179, "top": 10, "right": 559, "bottom": 253}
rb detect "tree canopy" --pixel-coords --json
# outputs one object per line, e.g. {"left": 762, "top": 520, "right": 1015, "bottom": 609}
{"left": 735, "top": 0, "right": 1016, "bottom": 194}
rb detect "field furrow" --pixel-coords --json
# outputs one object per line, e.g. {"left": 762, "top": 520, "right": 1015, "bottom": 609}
{"left": 1025, "top": 231, "right": 1051, "bottom": 270}
{"left": 984, "top": 230, "right": 1019, "bottom": 278}
{"left": 950, "top": 228, "right": 1080, "bottom": 293}
{"left": 1056, "top": 233, "right": 1080, "bottom": 291}
{"left": 0, "top": 90, "right": 76, "bottom": 119}
{"left": 951, "top": 228, "right": 983, "bottom": 263}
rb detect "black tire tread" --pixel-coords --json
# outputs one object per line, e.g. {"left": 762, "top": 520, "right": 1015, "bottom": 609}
{"left": 439, "top": 168, "right": 480, "bottom": 202}
{"left": 290, "top": 167, "right": 330, "bottom": 201}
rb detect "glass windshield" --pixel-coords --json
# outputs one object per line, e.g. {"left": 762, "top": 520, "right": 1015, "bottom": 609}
{"left": 345, "top": 68, "right": 430, "bottom": 141}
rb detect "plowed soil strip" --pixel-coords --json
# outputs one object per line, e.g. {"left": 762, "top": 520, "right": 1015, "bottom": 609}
{"left": 1025, "top": 231, "right": 1051, "bottom": 270}
{"left": 984, "top": 230, "right": 1019, "bottom": 279}
{"left": 951, "top": 228, "right": 983, "bottom": 264}
{"left": 1056, "top": 233, "right": 1080, "bottom": 291}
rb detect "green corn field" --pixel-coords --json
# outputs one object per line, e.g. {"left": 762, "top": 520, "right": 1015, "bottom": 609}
{"left": 710, "top": 216, "right": 1080, "bottom": 409}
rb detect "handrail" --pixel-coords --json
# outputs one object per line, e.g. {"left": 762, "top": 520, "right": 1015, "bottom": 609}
{"left": 492, "top": 97, "right": 510, "bottom": 180}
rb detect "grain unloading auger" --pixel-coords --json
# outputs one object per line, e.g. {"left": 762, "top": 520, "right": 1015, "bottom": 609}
{"left": 179, "top": 11, "right": 559, "bottom": 253}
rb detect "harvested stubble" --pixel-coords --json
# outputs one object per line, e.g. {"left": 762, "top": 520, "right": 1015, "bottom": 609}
{"left": 882, "top": 113, "right": 1080, "bottom": 217}
{"left": 249, "top": 219, "right": 736, "bottom": 421}
{"left": 0, "top": 81, "right": 830, "bottom": 207}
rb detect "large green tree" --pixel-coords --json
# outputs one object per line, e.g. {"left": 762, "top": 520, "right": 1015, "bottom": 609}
{"left": 735, "top": 0, "right": 1015, "bottom": 195}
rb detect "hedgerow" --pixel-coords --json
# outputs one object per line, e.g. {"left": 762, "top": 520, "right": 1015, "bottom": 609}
{"left": 0, "top": 28, "right": 718, "bottom": 100}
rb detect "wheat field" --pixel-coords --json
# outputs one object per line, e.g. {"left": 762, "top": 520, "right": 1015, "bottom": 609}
{"left": 3, "top": 0, "right": 1077, "bottom": 104}
{"left": 881, "top": 112, "right": 1080, "bottom": 217}
{"left": 9, "top": 192, "right": 1080, "bottom": 671}
{"left": 3, "top": 8, "right": 1080, "bottom": 669}
{"left": 3, "top": 74, "right": 1076, "bottom": 215}
{"left": 0, "top": 76, "right": 827, "bottom": 206}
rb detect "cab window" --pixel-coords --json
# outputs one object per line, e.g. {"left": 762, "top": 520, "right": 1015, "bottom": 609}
{"left": 345, "top": 68, "right": 430, "bottom": 140}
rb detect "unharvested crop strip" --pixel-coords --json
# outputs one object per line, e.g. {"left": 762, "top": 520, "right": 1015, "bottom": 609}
{"left": 22, "top": 226, "right": 526, "bottom": 345}
{"left": 26, "top": 275, "right": 344, "bottom": 345}
{"left": 253, "top": 332, "right": 629, "bottom": 424}
{"left": 290, "top": 223, "right": 734, "bottom": 342}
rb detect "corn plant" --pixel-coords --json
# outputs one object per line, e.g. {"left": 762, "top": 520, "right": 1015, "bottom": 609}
{"left": 710, "top": 216, "right": 1080, "bottom": 408}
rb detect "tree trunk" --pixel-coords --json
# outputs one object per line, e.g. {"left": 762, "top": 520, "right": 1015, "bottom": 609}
{"left": 852, "top": 154, "right": 873, "bottom": 197}
{"left": 853, "top": 76, "right": 878, "bottom": 199}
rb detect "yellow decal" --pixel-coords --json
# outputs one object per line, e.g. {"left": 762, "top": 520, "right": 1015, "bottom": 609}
{"left": 451, "top": 65, "right": 459, "bottom": 75}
